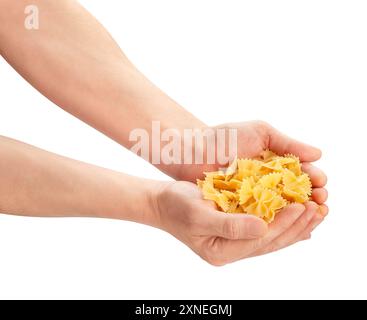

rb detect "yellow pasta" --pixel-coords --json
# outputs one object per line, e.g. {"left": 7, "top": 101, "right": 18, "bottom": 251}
{"left": 197, "top": 150, "right": 312, "bottom": 223}
{"left": 239, "top": 176, "right": 256, "bottom": 205}
{"left": 258, "top": 172, "right": 282, "bottom": 190}
{"left": 282, "top": 169, "right": 312, "bottom": 203}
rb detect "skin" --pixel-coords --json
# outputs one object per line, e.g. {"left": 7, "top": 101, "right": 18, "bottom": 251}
{"left": 0, "top": 136, "right": 327, "bottom": 266}
{"left": 0, "top": 0, "right": 328, "bottom": 265}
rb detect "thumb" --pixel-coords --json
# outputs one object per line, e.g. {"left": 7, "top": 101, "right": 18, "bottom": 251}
{"left": 205, "top": 210, "right": 268, "bottom": 240}
{"left": 268, "top": 127, "right": 322, "bottom": 162}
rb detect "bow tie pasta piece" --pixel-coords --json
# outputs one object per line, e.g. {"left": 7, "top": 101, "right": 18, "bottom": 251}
{"left": 236, "top": 159, "right": 263, "bottom": 181}
{"left": 244, "top": 186, "right": 287, "bottom": 222}
{"left": 239, "top": 176, "right": 256, "bottom": 205}
{"left": 282, "top": 169, "right": 312, "bottom": 203}
{"left": 258, "top": 172, "right": 282, "bottom": 190}
{"left": 197, "top": 151, "right": 312, "bottom": 223}
{"left": 262, "top": 150, "right": 278, "bottom": 161}
{"left": 265, "top": 194, "right": 288, "bottom": 223}
{"left": 262, "top": 157, "right": 296, "bottom": 172}
{"left": 245, "top": 186, "right": 277, "bottom": 216}
{"left": 283, "top": 154, "right": 303, "bottom": 175}
{"left": 213, "top": 179, "right": 242, "bottom": 191}
{"left": 201, "top": 182, "right": 230, "bottom": 212}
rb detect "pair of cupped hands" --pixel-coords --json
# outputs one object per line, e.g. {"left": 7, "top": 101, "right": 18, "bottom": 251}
{"left": 153, "top": 121, "right": 328, "bottom": 266}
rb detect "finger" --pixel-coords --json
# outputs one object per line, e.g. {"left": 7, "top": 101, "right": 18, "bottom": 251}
{"left": 212, "top": 203, "right": 305, "bottom": 262}
{"left": 268, "top": 128, "right": 322, "bottom": 162}
{"left": 281, "top": 204, "right": 328, "bottom": 244}
{"left": 250, "top": 202, "right": 319, "bottom": 257}
{"left": 311, "top": 188, "right": 328, "bottom": 204}
{"left": 262, "top": 203, "right": 306, "bottom": 241}
{"left": 302, "top": 163, "right": 328, "bottom": 187}
{"left": 295, "top": 204, "right": 328, "bottom": 239}
{"left": 310, "top": 216, "right": 324, "bottom": 232}
{"left": 204, "top": 209, "right": 268, "bottom": 240}
{"left": 319, "top": 204, "right": 329, "bottom": 217}
{"left": 271, "top": 205, "right": 327, "bottom": 250}
{"left": 293, "top": 212, "right": 325, "bottom": 243}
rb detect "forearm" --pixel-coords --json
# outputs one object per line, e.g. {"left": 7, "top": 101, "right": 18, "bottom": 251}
{"left": 0, "top": 0, "right": 204, "bottom": 166}
{"left": 0, "top": 135, "right": 162, "bottom": 227}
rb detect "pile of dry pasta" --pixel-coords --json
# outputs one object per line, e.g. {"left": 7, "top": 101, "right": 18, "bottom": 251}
{"left": 197, "top": 150, "right": 312, "bottom": 223}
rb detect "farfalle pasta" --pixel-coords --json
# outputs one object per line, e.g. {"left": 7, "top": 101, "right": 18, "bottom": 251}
{"left": 197, "top": 151, "right": 312, "bottom": 223}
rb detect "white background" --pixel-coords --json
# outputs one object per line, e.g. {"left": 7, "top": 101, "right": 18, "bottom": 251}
{"left": 0, "top": 0, "right": 366, "bottom": 299}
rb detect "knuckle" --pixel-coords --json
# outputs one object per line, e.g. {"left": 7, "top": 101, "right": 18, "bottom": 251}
{"left": 253, "top": 120, "right": 270, "bottom": 128}
{"left": 250, "top": 120, "right": 273, "bottom": 147}
{"left": 252, "top": 120, "right": 272, "bottom": 133}
{"left": 223, "top": 220, "right": 240, "bottom": 240}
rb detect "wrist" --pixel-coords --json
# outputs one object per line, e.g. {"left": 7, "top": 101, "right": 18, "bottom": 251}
{"left": 153, "top": 124, "right": 215, "bottom": 180}
{"left": 146, "top": 180, "right": 174, "bottom": 229}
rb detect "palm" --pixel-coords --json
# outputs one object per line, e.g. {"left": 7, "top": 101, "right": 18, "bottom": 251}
{"left": 157, "top": 122, "right": 327, "bottom": 265}
{"left": 157, "top": 181, "right": 326, "bottom": 266}
{"left": 157, "top": 181, "right": 246, "bottom": 262}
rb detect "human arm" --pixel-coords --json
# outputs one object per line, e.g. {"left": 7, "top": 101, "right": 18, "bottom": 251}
{"left": 0, "top": 0, "right": 328, "bottom": 231}
{"left": 0, "top": 1, "right": 328, "bottom": 191}
{"left": 0, "top": 135, "right": 159, "bottom": 224}
{"left": 0, "top": 135, "right": 325, "bottom": 265}
{"left": 0, "top": 0, "right": 205, "bottom": 179}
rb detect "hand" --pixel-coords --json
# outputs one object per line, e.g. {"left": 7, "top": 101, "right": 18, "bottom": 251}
{"left": 154, "top": 180, "right": 327, "bottom": 266}
{"left": 175, "top": 121, "right": 328, "bottom": 212}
